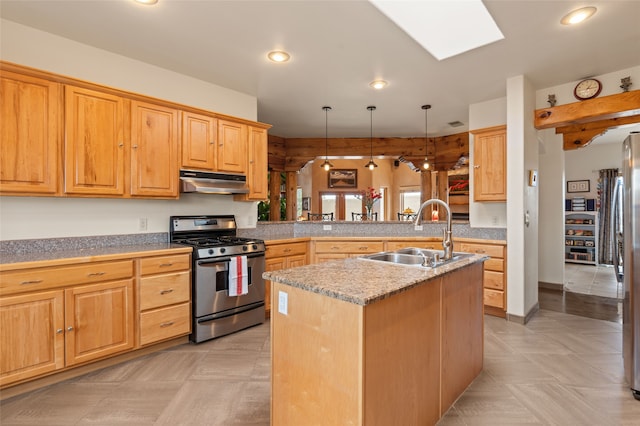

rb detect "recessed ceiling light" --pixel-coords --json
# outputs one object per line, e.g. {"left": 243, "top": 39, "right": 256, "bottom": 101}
{"left": 561, "top": 7, "right": 597, "bottom": 25}
{"left": 369, "top": 80, "right": 388, "bottom": 90}
{"left": 267, "top": 51, "right": 290, "bottom": 63}
{"left": 134, "top": 0, "right": 158, "bottom": 5}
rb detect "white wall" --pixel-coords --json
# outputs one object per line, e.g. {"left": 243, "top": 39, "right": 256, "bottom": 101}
{"left": 1, "top": 20, "right": 260, "bottom": 240}
{"left": 468, "top": 98, "right": 507, "bottom": 228}
{"left": 535, "top": 65, "right": 640, "bottom": 284}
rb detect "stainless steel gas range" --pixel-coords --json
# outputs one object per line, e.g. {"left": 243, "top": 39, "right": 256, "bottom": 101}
{"left": 170, "top": 215, "right": 265, "bottom": 343}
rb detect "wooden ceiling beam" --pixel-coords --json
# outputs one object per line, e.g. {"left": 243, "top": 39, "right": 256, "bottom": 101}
{"left": 534, "top": 90, "right": 640, "bottom": 130}
{"left": 558, "top": 114, "right": 640, "bottom": 150}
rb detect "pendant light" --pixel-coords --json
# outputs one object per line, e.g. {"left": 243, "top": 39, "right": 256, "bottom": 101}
{"left": 422, "top": 104, "right": 431, "bottom": 170}
{"left": 365, "top": 106, "right": 378, "bottom": 170}
{"left": 320, "top": 106, "right": 333, "bottom": 171}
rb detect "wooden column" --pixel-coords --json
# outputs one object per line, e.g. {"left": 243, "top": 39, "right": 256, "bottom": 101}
{"left": 285, "top": 171, "right": 298, "bottom": 221}
{"left": 420, "top": 171, "right": 432, "bottom": 221}
{"left": 437, "top": 170, "right": 448, "bottom": 220}
{"left": 269, "top": 171, "right": 281, "bottom": 222}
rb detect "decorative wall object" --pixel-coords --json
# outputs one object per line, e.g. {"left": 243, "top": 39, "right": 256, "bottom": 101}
{"left": 567, "top": 179, "right": 590, "bottom": 193}
{"left": 328, "top": 169, "right": 357, "bottom": 188}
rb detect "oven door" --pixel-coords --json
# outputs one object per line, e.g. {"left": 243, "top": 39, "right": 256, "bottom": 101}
{"left": 193, "top": 253, "right": 265, "bottom": 318}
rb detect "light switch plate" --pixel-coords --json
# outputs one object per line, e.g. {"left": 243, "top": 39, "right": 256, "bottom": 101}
{"left": 278, "top": 291, "right": 288, "bottom": 315}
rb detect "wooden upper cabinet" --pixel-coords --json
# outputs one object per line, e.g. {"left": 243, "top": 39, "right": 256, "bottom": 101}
{"left": 181, "top": 111, "right": 217, "bottom": 171}
{"left": 236, "top": 126, "right": 268, "bottom": 201}
{"left": 217, "top": 119, "right": 247, "bottom": 173}
{"left": 64, "top": 85, "right": 126, "bottom": 196}
{"left": 0, "top": 71, "right": 61, "bottom": 195}
{"left": 130, "top": 100, "right": 179, "bottom": 197}
{"left": 471, "top": 125, "right": 506, "bottom": 202}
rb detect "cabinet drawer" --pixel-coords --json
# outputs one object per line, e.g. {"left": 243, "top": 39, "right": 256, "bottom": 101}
{"left": 386, "top": 241, "right": 442, "bottom": 251}
{"left": 458, "top": 243, "right": 504, "bottom": 258}
{"left": 314, "top": 241, "right": 384, "bottom": 254}
{"left": 140, "top": 303, "right": 191, "bottom": 346}
{"left": 484, "top": 288, "right": 504, "bottom": 309}
{"left": 0, "top": 261, "right": 134, "bottom": 295}
{"left": 484, "top": 258, "right": 504, "bottom": 272}
{"left": 139, "top": 254, "right": 190, "bottom": 275}
{"left": 266, "top": 242, "right": 307, "bottom": 258}
{"left": 140, "top": 271, "right": 191, "bottom": 311}
{"left": 484, "top": 270, "right": 504, "bottom": 290}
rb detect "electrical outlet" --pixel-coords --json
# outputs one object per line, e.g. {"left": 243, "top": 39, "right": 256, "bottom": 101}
{"left": 492, "top": 216, "right": 498, "bottom": 226}
{"left": 139, "top": 217, "right": 148, "bottom": 231}
{"left": 278, "top": 291, "right": 288, "bottom": 315}
{"left": 414, "top": 225, "right": 423, "bottom": 231}
{"left": 323, "top": 224, "right": 332, "bottom": 231}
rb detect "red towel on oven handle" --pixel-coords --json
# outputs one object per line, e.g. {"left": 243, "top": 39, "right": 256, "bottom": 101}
{"left": 228, "top": 255, "right": 248, "bottom": 296}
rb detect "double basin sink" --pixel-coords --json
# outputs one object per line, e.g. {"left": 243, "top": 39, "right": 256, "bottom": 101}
{"left": 359, "top": 247, "right": 473, "bottom": 269}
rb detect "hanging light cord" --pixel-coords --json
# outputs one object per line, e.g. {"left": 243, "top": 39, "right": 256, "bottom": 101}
{"left": 325, "top": 106, "right": 330, "bottom": 160}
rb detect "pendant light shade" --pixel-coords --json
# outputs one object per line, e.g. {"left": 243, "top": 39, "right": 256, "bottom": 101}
{"left": 320, "top": 106, "right": 333, "bottom": 171}
{"left": 365, "top": 106, "right": 378, "bottom": 170}
{"left": 422, "top": 104, "right": 431, "bottom": 170}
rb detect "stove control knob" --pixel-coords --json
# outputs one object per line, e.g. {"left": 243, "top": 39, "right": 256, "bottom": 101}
{"left": 242, "top": 245, "right": 248, "bottom": 252}
{"left": 220, "top": 248, "right": 226, "bottom": 254}
{"left": 208, "top": 249, "right": 214, "bottom": 255}
{"left": 252, "top": 244, "right": 258, "bottom": 250}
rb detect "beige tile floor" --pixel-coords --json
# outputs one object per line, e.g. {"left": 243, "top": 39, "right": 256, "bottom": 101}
{"left": 2, "top": 311, "right": 640, "bottom": 425}
{"left": 564, "top": 262, "right": 622, "bottom": 299}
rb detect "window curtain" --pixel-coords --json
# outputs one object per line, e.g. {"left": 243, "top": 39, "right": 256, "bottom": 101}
{"left": 598, "top": 168, "right": 619, "bottom": 264}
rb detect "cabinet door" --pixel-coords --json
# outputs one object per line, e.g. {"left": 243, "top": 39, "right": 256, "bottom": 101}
{"left": 217, "top": 119, "right": 247, "bottom": 173}
{"left": 288, "top": 254, "right": 307, "bottom": 268}
{"left": 64, "top": 279, "right": 134, "bottom": 366}
{"left": 0, "top": 290, "right": 64, "bottom": 386}
{"left": 64, "top": 86, "right": 125, "bottom": 195}
{"left": 472, "top": 125, "right": 506, "bottom": 202}
{"left": 131, "top": 101, "right": 179, "bottom": 197}
{"left": 1, "top": 71, "right": 61, "bottom": 195}
{"left": 245, "top": 126, "right": 268, "bottom": 200}
{"left": 181, "top": 111, "right": 217, "bottom": 171}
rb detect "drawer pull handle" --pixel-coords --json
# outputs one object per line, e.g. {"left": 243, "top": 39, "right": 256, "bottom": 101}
{"left": 160, "top": 289, "right": 174, "bottom": 295}
{"left": 159, "top": 263, "right": 173, "bottom": 267}
{"left": 160, "top": 321, "right": 174, "bottom": 328}
{"left": 20, "top": 279, "right": 43, "bottom": 285}
{"left": 87, "top": 272, "right": 106, "bottom": 277}
{"left": 67, "top": 326, "right": 74, "bottom": 332}
{"left": 475, "top": 249, "right": 486, "bottom": 253}
{"left": 359, "top": 246, "right": 368, "bottom": 250}
{"left": 331, "top": 246, "right": 340, "bottom": 250}
{"left": 283, "top": 248, "right": 292, "bottom": 253}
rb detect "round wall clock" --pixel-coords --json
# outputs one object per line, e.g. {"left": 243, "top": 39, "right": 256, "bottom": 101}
{"left": 574, "top": 78, "right": 602, "bottom": 100}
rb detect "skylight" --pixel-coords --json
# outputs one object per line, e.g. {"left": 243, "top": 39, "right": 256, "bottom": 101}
{"left": 368, "top": 0, "right": 504, "bottom": 60}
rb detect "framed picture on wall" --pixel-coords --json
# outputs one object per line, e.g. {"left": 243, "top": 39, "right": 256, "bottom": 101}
{"left": 328, "top": 169, "right": 357, "bottom": 188}
{"left": 302, "top": 197, "right": 310, "bottom": 211}
{"left": 567, "top": 179, "right": 590, "bottom": 193}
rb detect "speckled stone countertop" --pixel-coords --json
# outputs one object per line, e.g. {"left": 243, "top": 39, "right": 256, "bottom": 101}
{"left": 240, "top": 221, "right": 506, "bottom": 241}
{"left": 0, "top": 243, "right": 193, "bottom": 271}
{"left": 263, "top": 254, "right": 487, "bottom": 306}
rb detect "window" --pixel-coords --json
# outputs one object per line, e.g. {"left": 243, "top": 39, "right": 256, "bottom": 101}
{"left": 400, "top": 190, "right": 421, "bottom": 213}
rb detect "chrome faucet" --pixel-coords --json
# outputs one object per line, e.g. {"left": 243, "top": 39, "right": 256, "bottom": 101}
{"left": 414, "top": 199, "right": 453, "bottom": 260}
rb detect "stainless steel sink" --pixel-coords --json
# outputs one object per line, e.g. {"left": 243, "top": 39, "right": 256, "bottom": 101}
{"left": 359, "top": 247, "right": 473, "bottom": 268}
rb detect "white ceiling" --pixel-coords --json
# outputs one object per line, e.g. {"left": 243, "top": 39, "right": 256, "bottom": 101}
{"left": 2, "top": 0, "right": 639, "bottom": 144}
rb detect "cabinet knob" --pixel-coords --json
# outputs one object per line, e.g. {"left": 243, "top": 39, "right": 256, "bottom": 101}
{"left": 132, "top": 145, "right": 138, "bottom": 149}
{"left": 474, "top": 165, "right": 480, "bottom": 169}
{"left": 219, "top": 143, "right": 223, "bottom": 147}
{"left": 56, "top": 328, "right": 64, "bottom": 334}
{"left": 119, "top": 143, "right": 124, "bottom": 147}
{"left": 210, "top": 141, "right": 215, "bottom": 145}
{"left": 67, "top": 326, "right": 74, "bottom": 332}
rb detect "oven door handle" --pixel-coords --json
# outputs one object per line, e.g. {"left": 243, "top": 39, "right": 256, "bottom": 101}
{"left": 196, "top": 253, "right": 264, "bottom": 266}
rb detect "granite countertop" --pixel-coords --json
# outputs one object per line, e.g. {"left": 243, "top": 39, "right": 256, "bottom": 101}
{"left": 0, "top": 243, "right": 191, "bottom": 270}
{"left": 263, "top": 253, "right": 487, "bottom": 306}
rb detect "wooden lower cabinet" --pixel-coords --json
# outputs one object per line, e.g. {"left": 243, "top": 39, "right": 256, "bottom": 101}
{"left": 0, "top": 270, "right": 135, "bottom": 387}
{"left": 138, "top": 254, "right": 191, "bottom": 346}
{"left": 265, "top": 241, "right": 307, "bottom": 317}
{"left": 458, "top": 241, "right": 507, "bottom": 317}
{"left": 385, "top": 240, "right": 443, "bottom": 251}
{"left": 0, "top": 249, "right": 192, "bottom": 389}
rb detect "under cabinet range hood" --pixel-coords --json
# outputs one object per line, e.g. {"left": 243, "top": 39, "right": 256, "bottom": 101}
{"left": 180, "top": 170, "right": 249, "bottom": 194}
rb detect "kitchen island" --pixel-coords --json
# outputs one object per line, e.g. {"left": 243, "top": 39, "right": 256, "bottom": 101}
{"left": 263, "top": 254, "right": 486, "bottom": 425}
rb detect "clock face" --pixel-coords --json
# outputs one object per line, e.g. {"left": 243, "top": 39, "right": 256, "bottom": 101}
{"left": 574, "top": 78, "right": 602, "bottom": 100}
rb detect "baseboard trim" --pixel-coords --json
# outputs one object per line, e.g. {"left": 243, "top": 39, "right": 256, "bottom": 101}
{"left": 507, "top": 302, "right": 540, "bottom": 325}
{"left": 539, "top": 281, "right": 563, "bottom": 291}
